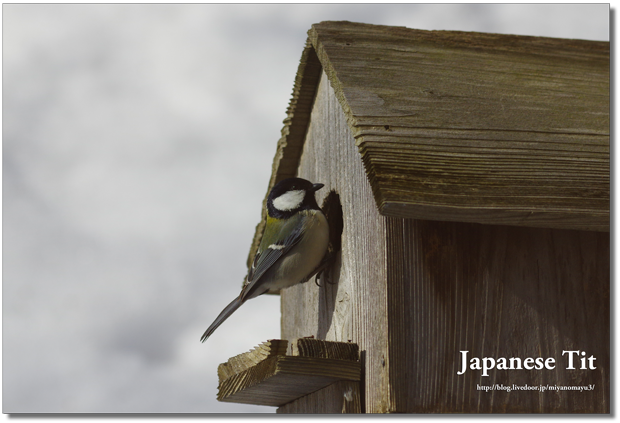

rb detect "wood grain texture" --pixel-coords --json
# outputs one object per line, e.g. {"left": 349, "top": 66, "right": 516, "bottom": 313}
{"left": 307, "top": 21, "right": 609, "bottom": 231}
{"left": 217, "top": 338, "right": 361, "bottom": 408}
{"left": 282, "top": 71, "right": 392, "bottom": 412}
{"left": 277, "top": 380, "right": 362, "bottom": 413}
{"left": 281, "top": 71, "right": 609, "bottom": 413}
{"left": 385, "top": 220, "right": 609, "bottom": 413}
{"left": 288, "top": 337, "right": 359, "bottom": 361}
{"left": 217, "top": 355, "right": 360, "bottom": 407}
{"left": 217, "top": 339, "right": 288, "bottom": 383}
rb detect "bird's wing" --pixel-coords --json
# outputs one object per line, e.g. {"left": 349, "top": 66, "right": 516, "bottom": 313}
{"left": 242, "top": 213, "right": 306, "bottom": 299}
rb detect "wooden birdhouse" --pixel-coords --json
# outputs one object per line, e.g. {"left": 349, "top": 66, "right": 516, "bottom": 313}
{"left": 217, "top": 21, "right": 609, "bottom": 413}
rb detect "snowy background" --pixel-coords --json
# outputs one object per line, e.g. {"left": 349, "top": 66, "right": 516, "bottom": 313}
{"left": 3, "top": 4, "right": 609, "bottom": 413}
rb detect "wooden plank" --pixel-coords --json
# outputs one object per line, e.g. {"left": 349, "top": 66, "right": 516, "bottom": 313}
{"left": 217, "top": 355, "right": 360, "bottom": 407}
{"left": 384, "top": 220, "right": 609, "bottom": 413}
{"left": 308, "top": 21, "right": 609, "bottom": 231}
{"left": 282, "top": 70, "right": 392, "bottom": 413}
{"left": 217, "top": 339, "right": 288, "bottom": 383}
{"left": 216, "top": 338, "right": 361, "bottom": 407}
{"left": 288, "top": 337, "right": 359, "bottom": 361}
{"left": 277, "top": 380, "right": 362, "bottom": 413}
{"left": 277, "top": 337, "right": 361, "bottom": 413}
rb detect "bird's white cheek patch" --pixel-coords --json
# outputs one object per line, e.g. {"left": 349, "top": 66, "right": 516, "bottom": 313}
{"left": 273, "top": 190, "right": 305, "bottom": 211}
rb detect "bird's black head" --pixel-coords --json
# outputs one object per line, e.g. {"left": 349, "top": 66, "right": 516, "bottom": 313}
{"left": 267, "top": 177, "right": 324, "bottom": 219}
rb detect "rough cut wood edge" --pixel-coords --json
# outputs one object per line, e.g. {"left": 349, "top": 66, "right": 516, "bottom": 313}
{"left": 217, "top": 339, "right": 289, "bottom": 383}
{"left": 217, "top": 338, "right": 361, "bottom": 407}
{"left": 245, "top": 40, "right": 322, "bottom": 273}
{"left": 217, "top": 356, "right": 361, "bottom": 406}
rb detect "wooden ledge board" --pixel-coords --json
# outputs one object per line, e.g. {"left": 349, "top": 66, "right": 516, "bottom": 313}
{"left": 217, "top": 339, "right": 361, "bottom": 407}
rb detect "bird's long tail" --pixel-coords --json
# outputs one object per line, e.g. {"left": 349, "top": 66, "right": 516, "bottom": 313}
{"left": 200, "top": 296, "right": 243, "bottom": 342}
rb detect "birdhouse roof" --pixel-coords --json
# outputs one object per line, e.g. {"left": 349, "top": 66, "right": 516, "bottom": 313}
{"left": 248, "top": 21, "right": 609, "bottom": 267}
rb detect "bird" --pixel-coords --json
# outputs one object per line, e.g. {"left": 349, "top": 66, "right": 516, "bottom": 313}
{"left": 200, "top": 177, "right": 330, "bottom": 342}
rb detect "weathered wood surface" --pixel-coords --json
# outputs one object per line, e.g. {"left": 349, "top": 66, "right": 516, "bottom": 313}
{"left": 310, "top": 21, "right": 609, "bottom": 232}
{"left": 277, "top": 380, "right": 362, "bottom": 413}
{"left": 385, "top": 219, "right": 609, "bottom": 413}
{"left": 217, "top": 339, "right": 288, "bottom": 382}
{"left": 288, "top": 337, "right": 359, "bottom": 360}
{"left": 283, "top": 71, "right": 393, "bottom": 412}
{"left": 278, "top": 339, "right": 362, "bottom": 413}
{"left": 216, "top": 338, "right": 361, "bottom": 408}
{"left": 282, "top": 71, "right": 610, "bottom": 413}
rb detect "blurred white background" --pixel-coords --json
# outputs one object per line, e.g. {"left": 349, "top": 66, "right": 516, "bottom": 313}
{"left": 3, "top": 4, "right": 609, "bottom": 413}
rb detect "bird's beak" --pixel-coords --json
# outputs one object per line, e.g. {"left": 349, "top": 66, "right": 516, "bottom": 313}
{"left": 312, "top": 183, "right": 324, "bottom": 192}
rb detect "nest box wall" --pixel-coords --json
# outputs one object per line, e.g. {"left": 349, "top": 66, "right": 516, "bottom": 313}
{"left": 248, "top": 22, "right": 609, "bottom": 413}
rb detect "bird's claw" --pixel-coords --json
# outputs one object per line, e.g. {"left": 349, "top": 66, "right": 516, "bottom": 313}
{"left": 314, "top": 253, "right": 336, "bottom": 287}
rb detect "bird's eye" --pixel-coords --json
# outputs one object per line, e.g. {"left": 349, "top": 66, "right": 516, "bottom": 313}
{"left": 291, "top": 185, "right": 296, "bottom": 190}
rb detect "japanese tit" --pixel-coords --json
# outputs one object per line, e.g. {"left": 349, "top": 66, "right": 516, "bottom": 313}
{"left": 200, "top": 177, "right": 329, "bottom": 342}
